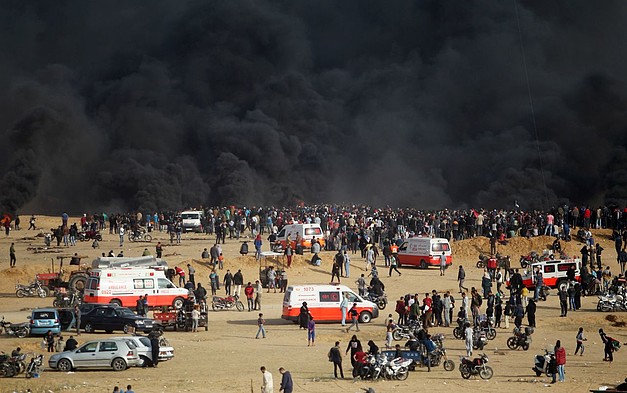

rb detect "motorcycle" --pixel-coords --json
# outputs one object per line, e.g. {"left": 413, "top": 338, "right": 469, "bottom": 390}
{"left": 452, "top": 317, "right": 468, "bottom": 339}
{"left": 459, "top": 353, "right": 493, "bottom": 380}
{"left": 473, "top": 328, "right": 488, "bottom": 351}
{"left": 366, "top": 291, "right": 388, "bottom": 310}
{"left": 15, "top": 281, "right": 48, "bottom": 298}
{"left": 0, "top": 317, "right": 29, "bottom": 338}
{"left": 597, "top": 287, "right": 627, "bottom": 312}
{"left": 476, "top": 254, "right": 490, "bottom": 269}
{"left": 382, "top": 356, "right": 412, "bottom": 381}
{"left": 128, "top": 229, "right": 152, "bottom": 242}
{"left": 520, "top": 250, "right": 553, "bottom": 268}
{"left": 53, "top": 289, "right": 83, "bottom": 308}
{"left": 507, "top": 327, "right": 534, "bottom": 350}
{"left": 25, "top": 354, "right": 43, "bottom": 379}
{"left": 0, "top": 352, "right": 27, "bottom": 378}
{"left": 392, "top": 320, "right": 422, "bottom": 341}
{"left": 425, "top": 333, "right": 455, "bottom": 371}
{"left": 211, "top": 295, "right": 244, "bottom": 311}
{"left": 476, "top": 315, "right": 497, "bottom": 340}
{"left": 78, "top": 229, "right": 103, "bottom": 242}
{"left": 532, "top": 349, "right": 554, "bottom": 377}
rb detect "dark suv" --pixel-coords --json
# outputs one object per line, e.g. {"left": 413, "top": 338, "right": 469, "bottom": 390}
{"left": 81, "top": 306, "right": 156, "bottom": 334}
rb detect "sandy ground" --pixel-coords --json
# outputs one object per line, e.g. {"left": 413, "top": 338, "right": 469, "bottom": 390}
{"left": 0, "top": 215, "right": 626, "bottom": 393}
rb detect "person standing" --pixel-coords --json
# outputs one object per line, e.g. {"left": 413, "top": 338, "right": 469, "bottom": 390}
{"left": 260, "top": 366, "right": 273, "bottom": 393}
{"left": 343, "top": 250, "right": 351, "bottom": 278}
{"left": 599, "top": 328, "right": 616, "bottom": 362}
{"left": 74, "top": 305, "right": 81, "bottom": 335}
{"left": 279, "top": 367, "right": 293, "bottom": 393}
{"left": 191, "top": 305, "right": 200, "bottom": 332}
{"left": 558, "top": 287, "right": 568, "bottom": 317}
{"left": 340, "top": 293, "right": 349, "bottom": 326}
{"left": 155, "top": 242, "right": 163, "bottom": 258}
{"left": 619, "top": 249, "right": 627, "bottom": 276}
{"left": 356, "top": 274, "right": 366, "bottom": 297}
{"left": 150, "top": 334, "right": 160, "bottom": 368}
{"left": 254, "top": 280, "right": 263, "bottom": 311}
{"left": 345, "top": 303, "right": 359, "bottom": 333}
{"left": 135, "top": 295, "right": 145, "bottom": 316}
{"left": 307, "top": 316, "right": 316, "bottom": 346}
{"left": 526, "top": 299, "right": 536, "bottom": 327}
{"left": 574, "top": 327, "right": 586, "bottom": 356}
{"left": 118, "top": 226, "right": 125, "bottom": 247}
{"left": 554, "top": 340, "right": 566, "bottom": 382}
{"left": 45, "top": 330, "right": 55, "bottom": 352}
{"left": 458, "top": 266, "right": 468, "bottom": 293}
{"left": 328, "top": 341, "right": 344, "bottom": 379}
{"left": 187, "top": 264, "right": 196, "bottom": 287}
{"left": 439, "top": 252, "right": 447, "bottom": 276}
{"left": 284, "top": 244, "right": 293, "bottom": 268}
{"left": 223, "top": 269, "right": 233, "bottom": 296}
{"left": 233, "top": 269, "right": 244, "bottom": 298}
{"left": 256, "top": 313, "right": 266, "bottom": 339}
{"left": 9, "top": 243, "right": 16, "bottom": 268}
{"left": 533, "top": 267, "right": 543, "bottom": 301}
{"left": 464, "top": 322, "right": 473, "bottom": 356}
{"left": 331, "top": 261, "right": 341, "bottom": 283}
{"left": 245, "top": 282, "right": 255, "bottom": 312}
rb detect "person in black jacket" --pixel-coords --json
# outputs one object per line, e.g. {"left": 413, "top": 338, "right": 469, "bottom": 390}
{"left": 328, "top": 341, "right": 344, "bottom": 379}
{"left": 526, "top": 299, "right": 536, "bottom": 327}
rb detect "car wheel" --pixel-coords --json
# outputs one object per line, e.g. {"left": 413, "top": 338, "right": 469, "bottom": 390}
{"left": 111, "top": 357, "right": 127, "bottom": 371}
{"left": 359, "top": 311, "right": 372, "bottom": 324}
{"left": 123, "top": 324, "right": 132, "bottom": 334}
{"left": 57, "top": 358, "right": 72, "bottom": 372}
{"left": 84, "top": 322, "right": 94, "bottom": 333}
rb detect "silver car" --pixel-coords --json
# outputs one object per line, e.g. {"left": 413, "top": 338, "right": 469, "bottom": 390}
{"left": 117, "top": 336, "right": 175, "bottom": 366}
{"left": 48, "top": 338, "right": 140, "bottom": 371}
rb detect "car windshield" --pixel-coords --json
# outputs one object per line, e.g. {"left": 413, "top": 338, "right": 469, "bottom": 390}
{"left": 181, "top": 213, "right": 200, "bottom": 219}
{"left": 117, "top": 308, "right": 136, "bottom": 317}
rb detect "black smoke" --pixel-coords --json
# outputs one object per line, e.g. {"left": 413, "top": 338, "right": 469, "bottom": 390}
{"left": 1, "top": 0, "right": 627, "bottom": 214}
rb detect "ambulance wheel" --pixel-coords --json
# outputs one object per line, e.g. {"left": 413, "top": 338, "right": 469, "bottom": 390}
{"left": 359, "top": 311, "right": 372, "bottom": 324}
{"left": 110, "top": 299, "right": 122, "bottom": 307}
{"left": 173, "top": 297, "right": 184, "bottom": 309}
{"left": 420, "top": 260, "right": 427, "bottom": 269}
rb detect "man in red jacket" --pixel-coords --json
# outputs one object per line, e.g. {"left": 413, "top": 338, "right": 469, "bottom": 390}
{"left": 244, "top": 282, "right": 255, "bottom": 311}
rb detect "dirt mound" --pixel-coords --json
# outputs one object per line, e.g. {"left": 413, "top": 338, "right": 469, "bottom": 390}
{"left": 452, "top": 228, "right": 615, "bottom": 266}
{"left": 605, "top": 314, "right": 626, "bottom": 327}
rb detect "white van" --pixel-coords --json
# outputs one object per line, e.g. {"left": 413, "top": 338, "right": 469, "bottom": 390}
{"left": 84, "top": 268, "right": 190, "bottom": 309}
{"left": 277, "top": 223, "right": 325, "bottom": 249}
{"left": 180, "top": 210, "right": 204, "bottom": 233}
{"left": 397, "top": 237, "right": 452, "bottom": 269}
{"left": 281, "top": 284, "right": 379, "bottom": 323}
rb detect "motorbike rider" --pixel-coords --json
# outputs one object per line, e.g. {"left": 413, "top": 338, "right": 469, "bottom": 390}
{"left": 11, "top": 347, "right": 22, "bottom": 357}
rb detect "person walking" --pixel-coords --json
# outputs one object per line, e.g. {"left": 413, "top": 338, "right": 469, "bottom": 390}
{"left": 526, "top": 299, "right": 536, "bottom": 327}
{"left": 328, "top": 341, "right": 344, "bottom": 379}
{"left": 260, "top": 366, "right": 273, "bottom": 393}
{"left": 278, "top": 367, "right": 293, "bottom": 393}
{"left": 307, "top": 316, "right": 316, "bottom": 346}
{"left": 574, "top": 327, "right": 586, "bottom": 356}
{"left": 256, "top": 313, "right": 266, "bottom": 339}
{"left": 9, "top": 243, "right": 16, "bottom": 268}
{"left": 356, "top": 274, "right": 366, "bottom": 297}
{"left": 345, "top": 303, "right": 360, "bottom": 333}
{"left": 343, "top": 250, "right": 351, "bottom": 278}
{"left": 458, "top": 266, "right": 468, "bottom": 293}
{"left": 388, "top": 254, "right": 401, "bottom": 277}
{"left": 233, "top": 269, "right": 244, "bottom": 298}
{"left": 554, "top": 340, "right": 566, "bottom": 382}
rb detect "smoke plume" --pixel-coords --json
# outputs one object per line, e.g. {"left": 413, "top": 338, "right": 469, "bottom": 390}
{"left": 1, "top": 0, "right": 626, "bottom": 213}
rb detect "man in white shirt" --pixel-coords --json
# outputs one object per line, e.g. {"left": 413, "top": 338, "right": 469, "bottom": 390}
{"left": 261, "top": 366, "right": 273, "bottom": 393}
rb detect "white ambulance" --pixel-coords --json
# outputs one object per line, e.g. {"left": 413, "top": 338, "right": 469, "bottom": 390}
{"left": 83, "top": 268, "right": 190, "bottom": 309}
{"left": 397, "top": 237, "right": 452, "bottom": 269}
{"left": 277, "top": 223, "right": 326, "bottom": 249}
{"left": 180, "top": 210, "right": 204, "bottom": 233}
{"left": 281, "top": 284, "right": 379, "bottom": 323}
